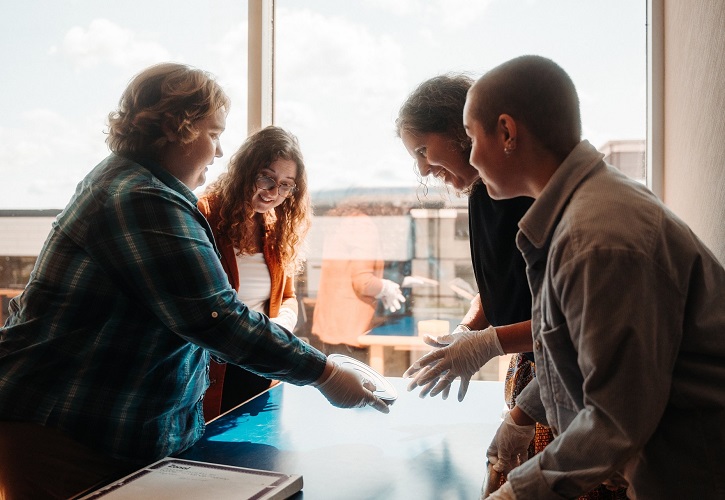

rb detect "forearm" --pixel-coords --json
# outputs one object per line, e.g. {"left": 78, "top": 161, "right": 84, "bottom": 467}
{"left": 458, "top": 294, "right": 489, "bottom": 330}
{"left": 351, "top": 264, "right": 383, "bottom": 297}
{"left": 91, "top": 181, "right": 327, "bottom": 391}
{"left": 494, "top": 320, "right": 534, "bottom": 354}
{"left": 509, "top": 404, "right": 536, "bottom": 426}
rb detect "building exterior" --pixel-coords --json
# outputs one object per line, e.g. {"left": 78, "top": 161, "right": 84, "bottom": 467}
{"left": 0, "top": 210, "right": 59, "bottom": 289}
{"left": 600, "top": 139, "right": 646, "bottom": 183}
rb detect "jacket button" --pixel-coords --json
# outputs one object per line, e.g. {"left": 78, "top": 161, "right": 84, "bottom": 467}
{"left": 211, "top": 311, "right": 219, "bottom": 318}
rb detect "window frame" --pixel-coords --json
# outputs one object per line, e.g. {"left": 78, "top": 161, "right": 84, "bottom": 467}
{"left": 253, "top": 0, "right": 660, "bottom": 192}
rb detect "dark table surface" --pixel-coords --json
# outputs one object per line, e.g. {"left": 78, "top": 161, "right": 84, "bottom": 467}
{"left": 180, "top": 378, "right": 506, "bottom": 500}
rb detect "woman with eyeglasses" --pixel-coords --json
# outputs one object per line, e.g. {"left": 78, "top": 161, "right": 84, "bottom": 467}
{"left": 198, "top": 125, "right": 311, "bottom": 421}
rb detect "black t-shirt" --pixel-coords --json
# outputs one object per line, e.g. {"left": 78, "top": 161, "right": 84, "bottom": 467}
{"left": 468, "top": 182, "right": 534, "bottom": 329}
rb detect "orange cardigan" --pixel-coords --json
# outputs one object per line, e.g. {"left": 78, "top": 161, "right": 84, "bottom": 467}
{"left": 197, "top": 195, "right": 297, "bottom": 420}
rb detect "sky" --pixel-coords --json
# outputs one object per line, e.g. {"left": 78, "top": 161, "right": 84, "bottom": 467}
{"left": 0, "top": 0, "right": 646, "bottom": 209}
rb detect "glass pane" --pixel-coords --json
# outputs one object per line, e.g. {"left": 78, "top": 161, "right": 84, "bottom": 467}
{"left": 0, "top": 0, "right": 248, "bottom": 211}
{"left": 0, "top": 0, "right": 248, "bottom": 291}
{"left": 276, "top": 0, "right": 646, "bottom": 376}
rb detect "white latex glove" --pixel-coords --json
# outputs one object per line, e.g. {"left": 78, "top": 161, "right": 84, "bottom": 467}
{"left": 487, "top": 411, "right": 535, "bottom": 476}
{"left": 316, "top": 361, "right": 390, "bottom": 414}
{"left": 484, "top": 481, "right": 516, "bottom": 500}
{"left": 404, "top": 326, "right": 504, "bottom": 401}
{"left": 414, "top": 323, "right": 470, "bottom": 400}
{"left": 422, "top": 323, "right": 470, "bottom": 348}
{"left": 270, "top": 308, "right": 297, "bottom": 332}
{"left": 375, "top": 279, "right": 405, "bottom": 312}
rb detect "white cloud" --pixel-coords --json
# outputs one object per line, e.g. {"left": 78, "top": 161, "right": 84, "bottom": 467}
{"left": 360, "top": 0, "right": 417, "bottom": 16}
{"left": 207, "top": 21, "right": 248, "bottom": 133}
{"left": 191, "top": 21, "right": 250, "bottom": 193}
{"left": 209, "top": 21, "right": 248, "bottom": 89}
{"left": 430, "top": 0, "right": 494, "bottom": 29}
{"left": 274, "top": 8, "right": 413, "bottom": 190}
{"left": 362, "top": 0, "right": 494, "bottom": 29}
{"left": 277, "top": 9, "right": 405, "bottom": 97}
{"left": 60, "top": 18, "right": 171, "bottom": 70}
{"left": 0, "top": 108, "right": 108, "bottom": 209}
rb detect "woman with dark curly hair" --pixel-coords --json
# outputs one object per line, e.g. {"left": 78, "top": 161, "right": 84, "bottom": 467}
{"left": 397, "top": 73, "right": 627, "bottom": 499}
{"left": 396, "top": 74, "right": 535, "bottom": 412}
{"left": 198, "top": 126, "right": 312, "bottom": 419}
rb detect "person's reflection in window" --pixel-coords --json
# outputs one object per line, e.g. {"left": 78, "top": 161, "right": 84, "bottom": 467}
{"left": 309, "top": 203, "right": 404, "bottom": 363}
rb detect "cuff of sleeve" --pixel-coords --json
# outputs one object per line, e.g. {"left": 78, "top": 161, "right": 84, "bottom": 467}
{"left": 507, "top": 456, "right": 568, "bottom": 500}
{"left": 515, "top": 378, "right": 549, "bottom": 426}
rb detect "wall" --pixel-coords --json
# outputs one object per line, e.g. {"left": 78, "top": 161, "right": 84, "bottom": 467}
{"left": 663, "top": 0, "right": 725, "bottom": 263}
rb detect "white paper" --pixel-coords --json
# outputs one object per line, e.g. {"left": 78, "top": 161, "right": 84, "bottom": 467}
{"left": 79, "top": 458, "right": 302, "bottom": 500}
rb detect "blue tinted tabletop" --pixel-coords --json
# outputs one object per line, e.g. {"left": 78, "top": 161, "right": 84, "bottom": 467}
{"left": 180, "top": 378, "right": 505, "bottom": 499}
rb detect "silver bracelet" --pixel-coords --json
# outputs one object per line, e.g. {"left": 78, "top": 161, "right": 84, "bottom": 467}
{"left": 456, "top": 324, "right": 471, "bottom": 331}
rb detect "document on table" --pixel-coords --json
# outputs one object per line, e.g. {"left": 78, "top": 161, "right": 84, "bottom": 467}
{"left": 78, "top": 457, "right": 303, "bottom": 500}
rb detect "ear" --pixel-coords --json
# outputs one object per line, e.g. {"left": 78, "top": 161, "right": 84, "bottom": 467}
{"left": 497, "top": 114, "right": 517, "bottom": 143}
{"left": 161, "top": 122, "right": 177, "bottom": 143}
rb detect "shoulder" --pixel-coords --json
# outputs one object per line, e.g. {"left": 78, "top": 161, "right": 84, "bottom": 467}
{"left": 552, "top": 167, "right": 665, "bottom": 266}
{"left": 59, "top": 156, "right": 181, "bottom": 232}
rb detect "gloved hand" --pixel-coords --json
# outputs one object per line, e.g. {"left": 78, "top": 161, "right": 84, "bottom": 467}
{"left": 404, "top": 326, "right": 504, "bottom": 401}
{"left": 375, "top": 279, "right": 406, "bottom": 312}
{"left": 485, "top": 481, "right": 516, "bottom": 500}
{"left": 487, "top": 411, "right": 535, "bottom": 476}
{"left": 316, "top": 361, "right": 390, "bottom": 414}
{"left": 422, "top": 323, "right": 470, "bottom": 348}
{"left": 413, "top": 323, "right": 471, "bottom": 400}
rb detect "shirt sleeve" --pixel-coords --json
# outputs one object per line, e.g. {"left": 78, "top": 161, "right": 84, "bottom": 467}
{"left": 514, "top": 377, "right": 548, "bottom": 426}
{"left": 350, "top": 260, "right": 384, "bottom": 298}
{"left": 85, "top": 184, "right": 326, "bottom": 385}
{"left": 280, "top": 276, "right": 298, "bottom": 312}
{"left": 509, "top": 248, "right": 683, "bottom": 498}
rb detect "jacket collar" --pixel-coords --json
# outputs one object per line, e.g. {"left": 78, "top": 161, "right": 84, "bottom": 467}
{"left": 518, "top": 140, "right": 605, "bottom": 249}
{"left": 135, "top": 156, "right": 199, "bottom": 205}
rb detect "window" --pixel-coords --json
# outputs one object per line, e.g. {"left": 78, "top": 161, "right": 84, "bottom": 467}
{"left": 275, "top": 0, "right": 647, "bottom": 375}
{"left": 1, "top": 1, "right": 648, "bottom": 378}
{"left": 0, "top": 0, "right": 248, "bottom": 289}
{"left": 0, "top": 0, "right": 249, "bottom": 210}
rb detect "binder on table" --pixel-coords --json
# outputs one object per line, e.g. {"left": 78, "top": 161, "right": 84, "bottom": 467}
{"left": 77, "top": 457, "right": 302, "bottom": 500}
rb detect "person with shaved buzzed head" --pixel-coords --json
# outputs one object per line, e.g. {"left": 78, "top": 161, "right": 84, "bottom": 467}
{"left": 413, "top": 55, "right": 725, "bottom": 499}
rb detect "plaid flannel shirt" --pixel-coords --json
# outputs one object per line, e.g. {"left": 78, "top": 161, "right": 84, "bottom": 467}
{"left": 0, "top": 154, "right": 325, "bottom": 463}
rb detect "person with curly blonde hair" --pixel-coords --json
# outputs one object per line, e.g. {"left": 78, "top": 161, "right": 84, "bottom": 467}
{"left": 0, "top": 63, "right": 388, "bottom": 499}
{"left": 198, "top": 126, "right": 313, "bottom": 419}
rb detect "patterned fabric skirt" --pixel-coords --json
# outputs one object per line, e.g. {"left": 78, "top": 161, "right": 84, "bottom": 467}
{"left": 496, "top": 353, "right": 628, "bottom": 500}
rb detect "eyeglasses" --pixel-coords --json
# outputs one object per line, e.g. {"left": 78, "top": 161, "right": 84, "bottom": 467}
{"left": 255, "top": 175, "right": 297, "bottom": 198}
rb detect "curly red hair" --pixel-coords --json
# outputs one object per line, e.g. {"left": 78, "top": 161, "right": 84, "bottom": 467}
{"left": 203, "top": 126, "right": 311, "bottom": 275}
